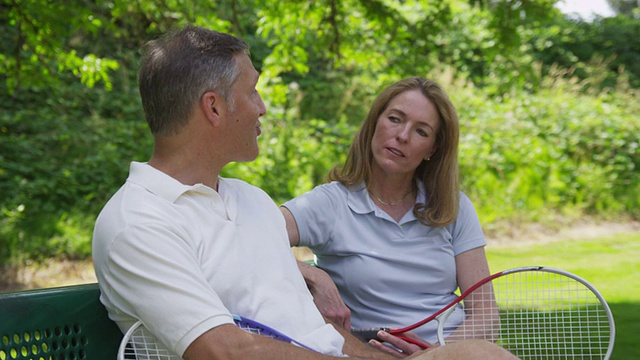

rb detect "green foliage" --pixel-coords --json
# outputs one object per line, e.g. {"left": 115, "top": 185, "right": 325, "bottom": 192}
{"left": 531, "top": 12, "right": 640, "bottom": 90}
{"left": 606, "top": 0, "right": 640, "bottom": 15}
{"left": 235, "top": 68, "right": 640, "bottom": 227}
{"left": 1, "top": 0, "right": 640, "bottom": 266}
{"left": 0, "top": 0, "right": 120, "bottom": 94}
{"left": 456, "top": 72, "right": 640, "bottom": 226}
{"left": 223, "top": 115, "right": 355, "bottom": 204}
{"left": 0, "top": 58, "right": 149, "bottom": 264}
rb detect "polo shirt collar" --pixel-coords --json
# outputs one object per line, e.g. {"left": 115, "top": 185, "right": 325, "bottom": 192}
{"left": 346, "top": 180, "right": 427, "bottom": 222}
{"left": 346, "top": 182, "right": 372, "bottom": 215}
{"left": 127, "top": 161, "right": 217, "bottom": 203}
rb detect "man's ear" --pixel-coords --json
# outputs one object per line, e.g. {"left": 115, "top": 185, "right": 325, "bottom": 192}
{"left": 200, "top": 91, "right": 222, "bottom": 127}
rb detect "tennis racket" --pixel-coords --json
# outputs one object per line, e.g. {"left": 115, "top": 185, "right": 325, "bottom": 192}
{"left": 352, "top": 266, "right": 615, "bottom": 359}
{"left": 117, "top": 314, "right": 315, "bottom": 359}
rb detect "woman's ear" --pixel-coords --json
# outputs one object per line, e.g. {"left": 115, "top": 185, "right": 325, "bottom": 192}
{"left": 425, "top": 147, "right": 438, "bottom": 161}
{"left": 201, "top": 91, "right": 222, "bottom": 127}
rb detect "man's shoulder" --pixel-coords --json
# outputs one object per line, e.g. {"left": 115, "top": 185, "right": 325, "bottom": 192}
{"left": 219, "top": 176, "right": 252, "bottom": 188}
{"left": 220, "top": 177, "right": 266, "bottom": 194}
{"left": 219, "top": 177, "right": 275, "bottom": 204}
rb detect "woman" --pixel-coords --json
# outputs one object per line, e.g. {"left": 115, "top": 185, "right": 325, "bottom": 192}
{"left": 281, "top": 77, "right": 496, "bottom": 348}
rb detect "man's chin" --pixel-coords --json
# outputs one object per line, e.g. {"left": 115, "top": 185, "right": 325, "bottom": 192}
{"left": 234, "top": 150, "right": 260, "bottom": 163}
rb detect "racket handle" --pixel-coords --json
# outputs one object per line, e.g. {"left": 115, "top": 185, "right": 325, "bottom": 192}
{"left": 351, "top": 327, "right": 390, "bottom": 342}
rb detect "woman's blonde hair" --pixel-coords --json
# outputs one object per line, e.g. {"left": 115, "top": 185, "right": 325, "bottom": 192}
{"left": 328, "top": 77, "right": 460, "bottom": 227}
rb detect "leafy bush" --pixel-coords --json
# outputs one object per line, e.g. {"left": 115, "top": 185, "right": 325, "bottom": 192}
{"left": 455, "top": 73, "right": 640, "bottom": 226}
{"left": 0, "top": 66, "right": 149, "bottom": 264}
{"left": 531, "top": 13, "right": 640, "bottom": 91}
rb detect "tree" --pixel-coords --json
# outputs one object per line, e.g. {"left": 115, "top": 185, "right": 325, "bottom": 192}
{"left": 607, "top": 0, "right": 640, "bottom": 15}
{"left": 0, "top": 0, "right": 120, "bottom": 95}
{"left": 2, "top": 0, "right": 600, "bottom": 267}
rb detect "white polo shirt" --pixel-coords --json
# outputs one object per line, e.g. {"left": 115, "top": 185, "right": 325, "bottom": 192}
{"left": 92, "top": 162, "right": 344, "bottom": 356}
{"left": 283, "top": 181, "right": 486, "bottom": 343}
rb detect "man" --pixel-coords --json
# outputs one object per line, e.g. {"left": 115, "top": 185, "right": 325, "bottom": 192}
{"left": 92, "top": 25, "right": 518, "bottom": 359}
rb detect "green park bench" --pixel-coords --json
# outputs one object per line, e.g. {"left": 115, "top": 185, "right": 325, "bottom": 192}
{"left": 0, "top": 283, "right": 122, "bottom": 360}
{"left": 1, "top": 261, "right": 318, "bottom": 359}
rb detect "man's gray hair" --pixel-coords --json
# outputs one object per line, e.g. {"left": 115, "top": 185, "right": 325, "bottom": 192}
{"left": 138, "top": 25, "right": 249, "bottom": 135}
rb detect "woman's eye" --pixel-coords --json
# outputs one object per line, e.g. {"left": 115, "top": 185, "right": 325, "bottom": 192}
{"left": 417, "top": 129, "right": 428, "bottom": 137}
{"left": 388, "top": 116, "right": 400, "bottom": 123}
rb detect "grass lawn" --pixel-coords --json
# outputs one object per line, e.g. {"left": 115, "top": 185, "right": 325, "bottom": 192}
{"left": 486, "top": 232, "right": 640, "bottom": 360}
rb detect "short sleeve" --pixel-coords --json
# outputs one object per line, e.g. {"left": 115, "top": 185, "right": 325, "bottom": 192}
{"left": 282, "top": 183, "right": 345, "bottom": 249}
{"left": 448, "top": 192, "right": 487, "bottom": 256}
{"left": 106, "top": 224, "right": 234, "bottom": 356}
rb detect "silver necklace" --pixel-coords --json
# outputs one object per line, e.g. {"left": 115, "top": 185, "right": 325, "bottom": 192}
{"left": 368, "top": 189, "right": 414, "bottom": 206}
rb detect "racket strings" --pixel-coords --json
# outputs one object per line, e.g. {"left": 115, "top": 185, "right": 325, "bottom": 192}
{"left": 442, "top": 270, "right": 612, "bottom": 359}
{"left": 122, "top": 320, "right": 293, "bottom": 359}
{"left": 233, "top": 317, "right": 317, "bottom": 352}
{"left": 121, "top": 317, "right": 314, "bottom": 360}
{"left": 123, "top": 326, "right": 181, "bottom": 360}
{"left": 235, "top": 321, "right": 286, "bottom": 341}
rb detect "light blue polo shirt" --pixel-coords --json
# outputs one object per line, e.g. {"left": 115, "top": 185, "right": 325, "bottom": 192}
{"left": 282, "top": 181, "right": 486, "bottom": 343}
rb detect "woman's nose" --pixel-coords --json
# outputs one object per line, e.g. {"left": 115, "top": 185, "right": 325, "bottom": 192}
{"left": 396, "top": 126, "right": 410, "bottom": 142}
